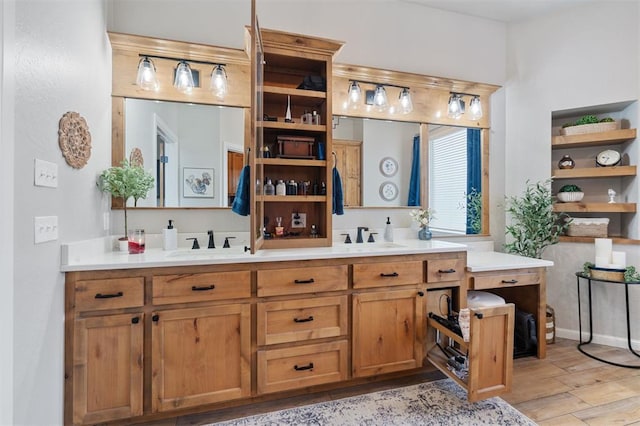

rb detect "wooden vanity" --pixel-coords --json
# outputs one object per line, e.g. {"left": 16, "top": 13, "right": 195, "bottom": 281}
{"left": 62, "top": 244, "right": 526, "bottom": 425}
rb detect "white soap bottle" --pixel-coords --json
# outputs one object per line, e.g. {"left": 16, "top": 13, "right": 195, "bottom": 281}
{"left": 384, "top": 217, "right": 394, "bottom": 242}
{"left": 163, "top": 219, "right": 178, "bottom": 250}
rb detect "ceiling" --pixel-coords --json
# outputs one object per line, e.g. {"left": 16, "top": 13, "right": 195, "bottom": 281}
{"left": 399, "top": 0, "right": 597, "bottom": 23}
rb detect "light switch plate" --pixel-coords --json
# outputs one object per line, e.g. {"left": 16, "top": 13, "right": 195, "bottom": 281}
{"left": 34, "top": 216, "right": 58, "bottom": 243}
{"left": 34, "top": 158, "right": 58, "bottom": 188}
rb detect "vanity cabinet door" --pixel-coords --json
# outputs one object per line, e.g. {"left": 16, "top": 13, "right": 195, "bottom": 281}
{"left": 427, "top": 303, "right": 514, "bottom": 402}
{"left": 352, "top": 287, "right": 426, "bottom": 377}
{"left": 72, "top": 313, "right": 143, "bottom": 425}
{"left": 151, "top": 304, "right": 251, "bottom": 412}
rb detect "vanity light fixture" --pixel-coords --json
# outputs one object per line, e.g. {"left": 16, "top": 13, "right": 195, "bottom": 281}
{"left": 174, "top": 61, "right": 195, "bottom": 94}
{"left": 348, "top": 80, "right": 411, "bottom": 114}
{"left": 469, "top": 95, "right": 483, "bottom": 120}
{"left": 136, "top": 56, "right": 159, "bottom": 91}
{"left": 399, "top": 87, "right": 413, "bottom": 114}
{"left": 135, "top": 54, "right": 228, "bottom": 100}
{"left": 373, "top": 85, "right": 388, "bottom": 111}
{"left": 210, "top": 64, "right": 228, "bottom": 100}
{"left": 447, "top": 92, "right": 482, "bottom": 120}
{"left": 347, "top": 80, "right": 362, "bottom": 109}
{"left": 447, "top": 93, "right": 464, "bottom": 119}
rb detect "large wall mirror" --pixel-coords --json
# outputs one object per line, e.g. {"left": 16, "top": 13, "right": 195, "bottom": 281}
{"left": 123, "top": 98, "right": 245, "bottom": 208}
{"left": 332, "top": 116, "right": 485, "bottom": 234}
{"left": 332, "top": 116, "right": 420, "bottom": 208}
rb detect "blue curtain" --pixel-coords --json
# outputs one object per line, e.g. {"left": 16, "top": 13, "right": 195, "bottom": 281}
{"left": 408, "top": 135, "right": 420, "bottom": 206}
{"left": 466, "top": 129, "right": 481, "bottom": 233}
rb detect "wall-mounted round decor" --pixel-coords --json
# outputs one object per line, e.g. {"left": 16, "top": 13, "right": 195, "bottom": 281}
{"left": 58, "top": 111, "right": 92, "bottom": 169}
{"left": 379, "top": 157, "right": 398, "bottom": 177}
{"left": 379, "top": 181, "right": 399, "bottom": 201}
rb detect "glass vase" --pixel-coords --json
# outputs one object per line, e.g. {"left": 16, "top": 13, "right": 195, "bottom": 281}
{"left": 418, "top": 226, "right": 432, "bottom": 240}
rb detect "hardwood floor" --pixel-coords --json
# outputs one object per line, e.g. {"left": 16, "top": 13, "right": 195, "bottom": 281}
{"left": 138, "top": 338, "right": 640, "bottom": 425}
{"left": 505, "top": 338, "right": 640, "bottom": 425}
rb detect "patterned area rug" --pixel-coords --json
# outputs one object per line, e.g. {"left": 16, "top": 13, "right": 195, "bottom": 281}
{"left": 208, "top": 379, "right": 535, "bottom": 425}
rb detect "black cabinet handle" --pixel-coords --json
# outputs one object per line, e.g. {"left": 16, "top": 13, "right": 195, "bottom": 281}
{"left": 192, "top": 285, "right": 215, "bottom": 291}
{"left": 294, "top": 363, "right": 314, "bottom": 371}
{"left": 293, "top": 316, "right": 314, "bottom": 323}
{"left": 294, "top": 278, "right": 315, "bottom": 284}
{"left": 95, "top": 291, "right": 123, "bottom": 299}
{"left": 131, "top": 316, "right": 140, "bottom": 324}
{"left": 438, "top": 269, "right": 456, "bottom": 274}
{"left": 417, "top": 291, "right": 425, "bottom": 297}
{"left": 501, "top": 279, "right": 518, "bottom": 284}
{"left": 152, "top": 314, "right": 160, "bottom": 322}
{"left": 475, "top": 312, "right": 484, "bottom": 319}
{"left": 380, "top": 272, "right": 399, "bottom": 277}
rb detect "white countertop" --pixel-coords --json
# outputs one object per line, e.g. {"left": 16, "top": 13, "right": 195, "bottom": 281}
{"left": 466, "top": 250, "right": 553, "bottom": 272}
{"left": 60, "top": 238, "right": 468, "bottom": 272}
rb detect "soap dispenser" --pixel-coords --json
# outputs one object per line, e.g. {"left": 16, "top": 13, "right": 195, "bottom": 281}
{"left": 163, "top": 220, "right": 178, "bottom": 250}
{"left": 384, "top": 217, "right": 394, "bottom": 242}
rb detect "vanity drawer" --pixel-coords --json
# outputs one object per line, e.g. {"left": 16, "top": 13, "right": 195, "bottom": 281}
{"left": 426, "top": 259, "right": 465, "bottom": 283}
{"left": 75, "top": 277, "right": 144, "bottom": 312}
{"left": 152, "top": 271, "right": 251, "bottom": 305}
{"left": 352, "top": 261, "right": 423, "bottom": 289}
{"left": 257, "top": 265, "right": 348, "bottom": 297}
{"left": 257, "top": 340, "right": 348, "bottom": 394}
{"left": 257, "top": 296, "right": 348, "bottom": 346}
{"left": 471, "top": 271, "right": 541, "bottom": 290}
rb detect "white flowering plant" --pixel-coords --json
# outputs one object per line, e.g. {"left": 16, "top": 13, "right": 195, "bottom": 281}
{"left": 410, "top": 208, "right": 435, "bottom": 228}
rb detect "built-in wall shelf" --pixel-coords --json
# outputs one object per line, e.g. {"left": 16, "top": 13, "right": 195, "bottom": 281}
{"left": 552, "top": 128, "right": 636, "bottom": 149}
{"left": 552, "top": 165, "right": 637, "bottom": 179}
{"left": 553, "top": 202, "right": 636, "bottom": 213}
{"left": 559, "top": 236, "right": 640, "bottom": 245}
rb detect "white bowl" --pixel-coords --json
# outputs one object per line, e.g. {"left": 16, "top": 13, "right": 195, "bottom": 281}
{"left": 557, "top": 191, "right": 584, "bottom": 202}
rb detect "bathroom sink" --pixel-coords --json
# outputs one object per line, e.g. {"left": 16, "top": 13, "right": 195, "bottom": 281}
{"left": 167, "top": 249, "right": 246, "bottom": 259}
{"left": 332, "top": 242, "right": 407, "bottom": 253}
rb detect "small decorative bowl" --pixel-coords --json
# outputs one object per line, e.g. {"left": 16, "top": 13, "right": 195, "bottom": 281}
{"left": 557, "top": 191, "right": 584, "bottom": 202}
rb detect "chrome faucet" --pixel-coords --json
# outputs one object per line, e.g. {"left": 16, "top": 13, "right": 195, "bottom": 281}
{"left": 356, "top": 226, "right": 369, "bottom": 243}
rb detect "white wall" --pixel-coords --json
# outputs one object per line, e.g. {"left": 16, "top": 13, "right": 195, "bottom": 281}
{"left": 505, "top": 1, "right": 640, "bottom": 346}
{"left": 1, "top": 1, "right": 16, "bottom": 424}
{"left": 12, "top": 1, "right": 110, "bottom": 424}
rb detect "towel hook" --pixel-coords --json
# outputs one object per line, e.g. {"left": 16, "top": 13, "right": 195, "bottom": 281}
{"left": 332, "top": 151, "right": 337, "bottom": 168}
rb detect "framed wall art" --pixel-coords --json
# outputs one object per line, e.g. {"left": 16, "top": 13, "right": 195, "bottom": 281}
{"left": 183, "top": 167, "right": 214, "bottom": 198}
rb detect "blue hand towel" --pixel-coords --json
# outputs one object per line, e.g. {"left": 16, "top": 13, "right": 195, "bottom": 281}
{"left": 231, "top": 165, "right": 250, "bottom": 216}
{"left": 333, "top": 166, "right": 344, "bottom": 215}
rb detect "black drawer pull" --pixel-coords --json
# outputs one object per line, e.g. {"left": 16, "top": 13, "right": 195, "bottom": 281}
{"left": 380, "top": 272, "right": 399, "bottom": 277}
{"left": 95, "top": 291, "right": 123, "bottom": 299}
{"left": 438, "top": 268, "right": 456, "bottom": 274}
{"left": 294, "top": 278, "right": 315, "bottom": 284}
{"left": 501, "top": 279, "right": 518, "bottom": 284}
{"left": 417, "top": 291, "right": 425, "bottom": 297}
{"left": 294, "top": 362, "right": 314, "bottom": 371}
{"left": 152, "top": 314, "right": 160, "bottom": 322}
{"left": 192, "top": 285, "right": 215, "bottom": 291}
{"left": 475, "top": 312, "right": 484, "bottom": 319}
{"left": 131, "top": 316, "right": 140, "bottom": 324}
{"left": 293, "top": 316, "right": 314, "bottom": 323}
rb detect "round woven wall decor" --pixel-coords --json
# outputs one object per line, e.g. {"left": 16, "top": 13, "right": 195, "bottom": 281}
{"left": 58, "top": 111, "right": 92, "bottom": 169}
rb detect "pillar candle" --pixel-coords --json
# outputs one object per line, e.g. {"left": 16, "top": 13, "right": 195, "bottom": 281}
{"left": 612, "top": 251, "right": 626, "bottom": 268}
{"left": 594, "top": 238, "right": 612, "bottom": 267}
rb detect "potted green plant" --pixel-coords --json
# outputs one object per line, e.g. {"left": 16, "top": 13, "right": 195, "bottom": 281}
{"left": 97, "top": 159, "right": 154, "bottom": 249}
{"left": 560, "top": 114, "right": 618, "bottom": 135}
{"left": 504, "top": 179, "right": 571, "bottom": 259}
{"left": 556, "top": 184, "right": 584, "bottom": 203}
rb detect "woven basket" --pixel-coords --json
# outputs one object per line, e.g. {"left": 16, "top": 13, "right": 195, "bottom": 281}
{"left": 545, "top": 305, "right": 555, "bottom": 344}
{"left": 566, "top": 218, "right": 609, "bottom": 238}
{"left": 560, "top": 121, "right": 619, "bottom": 136}
{"left": 589, "top": 266, "right": 626, "bottom": 281}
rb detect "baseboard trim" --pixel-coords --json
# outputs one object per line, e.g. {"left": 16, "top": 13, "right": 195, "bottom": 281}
{"left": 556, "top": 327, "right": 640, "bottom": 349}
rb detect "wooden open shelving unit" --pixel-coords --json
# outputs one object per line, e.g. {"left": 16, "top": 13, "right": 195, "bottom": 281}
{"left": 551, "top": 124, "right": 638, "bottom": 243}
